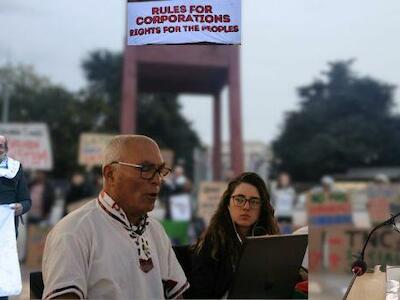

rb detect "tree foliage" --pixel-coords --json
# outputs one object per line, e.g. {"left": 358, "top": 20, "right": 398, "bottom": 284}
{"left": 272, "top": 60, "right": 400, "bottom": 181}
{"left": 81, "top": 50, "right": 201, "bottom": 177}
{"left": 2, "top": 65, "right": 92, "bottom": 177}
{"left": 1, "top": 50, "right": 201, "bottom": 178}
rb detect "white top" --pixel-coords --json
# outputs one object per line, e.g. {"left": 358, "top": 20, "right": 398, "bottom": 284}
{"left": 0, "top": 205, "right": 22, "bottom": 297}
{"left": 42, "top": 192, "right": 189, "bottom": 299}
{"left": 292, "top": 226, "right": 308, "bottom": 269}
{"left": 0, "top": 157, "right": 20, "bottom": 179}
{"left": 272, "top": 187, "right": 296, "bottom": 217}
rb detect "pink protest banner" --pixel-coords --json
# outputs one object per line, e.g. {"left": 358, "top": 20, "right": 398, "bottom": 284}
{"left": 0, "top": 123, "right": 53, "bottom": 170}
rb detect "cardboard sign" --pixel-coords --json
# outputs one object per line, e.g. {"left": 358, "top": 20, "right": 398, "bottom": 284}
{"left": 367, "top": 184, "right": 398, "bottom": 225}
{"left": 170, "top": 194, "right": 192, "bottom": 221}
{"left": 326, "top": 227, "right": 400, "bottom": 273}
{"left": 309, "top": 228, "right": 324, "bottom": 272}
{"left": 293, "top": 209, "right": 307, "bottom": 227}
{"left": 351, "top": 189, "right": 369, "bottom": 211}
{"left": 308, "top": 190, "right": 353, "bottom": 227}
{"left": 197, "top": 181, "right": 226, "bottom": 225}
{"left": 0, "top": 123, "right": 53, "bottom": 170}
{"left": 352, "top": 211, "right": 371, "bottom": 229}
{"left": 335, "top": 182, "right": 368, "bottom": 191}
{"left": 78, "top": 133, "right": 114, "bottom": 166}
{"left": 127, "top": 0, "right": 241, "bottom": 45}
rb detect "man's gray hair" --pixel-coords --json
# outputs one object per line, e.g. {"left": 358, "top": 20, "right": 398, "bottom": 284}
{"left": 102, "top": 135, "right": 133, "bottom": 170}
{"left": 102, "top": 134, "right": 156, "bottom": 170}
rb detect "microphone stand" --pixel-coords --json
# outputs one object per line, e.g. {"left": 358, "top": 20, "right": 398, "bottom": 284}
{"left": 342, "top": 211, "right": 400, "bottom": 300}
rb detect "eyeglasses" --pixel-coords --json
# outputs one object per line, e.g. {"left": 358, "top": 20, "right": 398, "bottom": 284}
{"left": 231, "top": 195, "right": 261, "bottom": 209}
{"left": 111, "top": 161, "right": 171, "bottom": 180}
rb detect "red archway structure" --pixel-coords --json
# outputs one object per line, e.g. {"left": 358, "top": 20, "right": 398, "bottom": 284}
{"left": 120, "top": 43, "right": 243, "bottom": 179}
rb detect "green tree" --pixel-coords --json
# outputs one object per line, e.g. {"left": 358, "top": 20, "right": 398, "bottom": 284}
{"left": 2, "top": 65, "right": 95, "bottom": 177}
{"left": 272, "top": 60, "right": 400, "bottom": 181}
{"left": 82, "top": 50, "right": 201, "bottom": 177}
{"left": 2, "top": 54, "right": 201, "bottom": 178}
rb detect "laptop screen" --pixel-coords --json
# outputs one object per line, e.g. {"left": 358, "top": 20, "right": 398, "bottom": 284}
{"left": 228, "top": 233, "right": 308, "bottom": 299}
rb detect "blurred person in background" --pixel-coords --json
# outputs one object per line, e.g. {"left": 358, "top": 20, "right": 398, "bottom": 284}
{"left": 320, "top": 175, "right": 335, "bottom": 193}
{"left": 189, "top": 172, "right": 279, "bottom": 299}
{"left": 0, "top": 135, "right": 31, "bottom": 300}
{"left": 64, "top": 172, "right": 92, "bottom": 215}
{"left": 165, "top": 165, "right": 192, "bottom": 195}
{"left": 374, "top": 173, "right": 390, "bottom": 185}
{"left": 28, "top": 171, "right": 55, "bottom": 224}
{"left": 83, "top": 167, "right": 103, "bottom": 196}
{"left": 310, "top": 175, "right": 339, "bottom": 196}
{"left": 272, "top": 172, "right": 297, "bottom": 227}
{"left": 0, "top": 135, "right": 31, "bottom": 235}
{"left": 164, "top": 165, "right": 192, "bottom": 220}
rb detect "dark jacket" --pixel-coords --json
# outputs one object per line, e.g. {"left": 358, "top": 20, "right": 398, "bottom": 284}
{"left": 189, "top": 239, "right": 236, "bottom": 299}
{"left": 0, "top": 165, "right": 31, "bottom": 233}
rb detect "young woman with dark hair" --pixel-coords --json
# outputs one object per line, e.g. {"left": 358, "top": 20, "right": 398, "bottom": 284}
{"left": 189, "top": 172, "right": 279, "bottom": 299}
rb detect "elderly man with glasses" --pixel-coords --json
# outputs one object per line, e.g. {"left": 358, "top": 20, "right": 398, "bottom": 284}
{"left": 42, "top": 135, "right": 189, "bottom": 299}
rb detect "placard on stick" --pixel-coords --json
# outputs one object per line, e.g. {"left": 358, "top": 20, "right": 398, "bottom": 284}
{"left": 197, "top": 181, "right": 226, "bottom": 225}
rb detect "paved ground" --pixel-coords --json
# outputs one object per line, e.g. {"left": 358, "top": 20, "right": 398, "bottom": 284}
{"left": 10, "top": 265, "right": 38, "bottom": 300}
{"left": 309, "top": 271, "right": 354, "bottom": 300}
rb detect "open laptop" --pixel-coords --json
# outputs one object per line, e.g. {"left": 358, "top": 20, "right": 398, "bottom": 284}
{"left": 228, "top": 233, "right": 308, "bottom": 299}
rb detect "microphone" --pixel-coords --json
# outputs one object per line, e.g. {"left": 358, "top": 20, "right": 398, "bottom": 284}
{"left": 350, "top": 260, "right": 367, "bottom": 276}
{"left": 343, "top": 211, "right": 400, "bottom": 299}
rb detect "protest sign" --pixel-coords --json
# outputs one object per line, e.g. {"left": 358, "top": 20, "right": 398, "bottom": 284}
{"left": 366, "top": 184, "right": 398, "bottom": 225}
{"left": 0, "top": 123, "right": 52, "bottom": 170}
{"left": 335, "top": 182, "right": 368, "bottom": 191}
{"left": 350, "top": 189, "right": 369, "bottom": 211}
{"left": 352, "top": 211, "right": 371, "bottom": 229}
{"left": 197, "top": 181, "right": 226, "bottom": 225}
{"left": 170, "top": 194, "right": 192, "bottom": 221}
{"left": 292, "top": 209, "right": 307, "bottom": 228}
{"left": 78, "top": 133, "right": 114, "bottom": 166}
{"left": 127, "top": 0, "right": 241, "bottom": 45}
{"left": 309, "top": 228, "right": 324, "bottom": 272}
{"left": 308, "top": 190, "right": 353, "bottom": 227}
{"left": 326, "top": 227, "right": 400, "bottom": 273}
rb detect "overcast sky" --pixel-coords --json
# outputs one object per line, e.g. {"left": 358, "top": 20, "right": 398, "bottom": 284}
{"left": 1, "top": 0, "right": 399, "bottom": 145}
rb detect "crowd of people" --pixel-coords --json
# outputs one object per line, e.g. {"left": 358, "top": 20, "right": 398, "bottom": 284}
{"left": 4, "top": 132, "right": 393, "bottom": 299}
{"left": 35, "top": 135, "right": 306, "bottom": 299}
